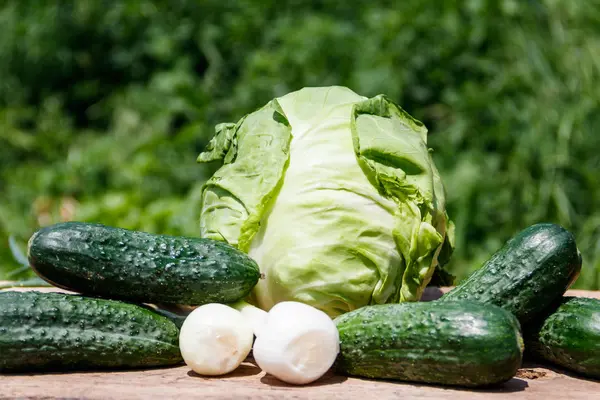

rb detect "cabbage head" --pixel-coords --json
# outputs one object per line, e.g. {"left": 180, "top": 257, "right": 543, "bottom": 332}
{"left": 197, "top": 86, "right": 454, "bottom": 317}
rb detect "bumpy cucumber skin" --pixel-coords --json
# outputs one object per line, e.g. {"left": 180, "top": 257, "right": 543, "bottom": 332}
{"left": 0, "top": 291, "right": 182, "bottom": 372}
{"left": 524, "top": 297, "right": 600, "bottom": 380}
{"left": 27, "top": 222, "right": 261, "bottom": 305}
{"left": 334, "top": 301, "right": 524, "bottom": 387}
{"left": 441, "top": 223, "right": 581, "bottom": 324}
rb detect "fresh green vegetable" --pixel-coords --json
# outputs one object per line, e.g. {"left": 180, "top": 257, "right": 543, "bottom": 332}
{"left": 441, "top": 223, "right": 581, "bottom": 324}
{"left": 0, "top": 291, "right": 182, "bottom": 372}
{"left": 27, "top": 221, "right": 261, "bottom": 305}
{"left": 198, "top": 86, "right": 454, "bottom": 318}
{"left": 334, "top": 301, "right": 523, "bottom": 387}
{"left": 524, "top": 296, "right": 600, "bottom": 379}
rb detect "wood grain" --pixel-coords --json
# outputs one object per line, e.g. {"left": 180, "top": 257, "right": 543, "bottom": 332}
{"left": 1, "top": 283, "right": 599, "bottom": 399}
{"left": 1, "top": 359, "right": 599, "bottom": 400}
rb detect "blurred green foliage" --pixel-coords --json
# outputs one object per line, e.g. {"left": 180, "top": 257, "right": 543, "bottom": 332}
{"left": 1, "top": 1, "right": 599, "bottom": 288}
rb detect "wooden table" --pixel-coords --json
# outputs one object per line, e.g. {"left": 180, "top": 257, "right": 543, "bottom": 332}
{"left": 1, "top": 284, "right": 599, "bottom": 399}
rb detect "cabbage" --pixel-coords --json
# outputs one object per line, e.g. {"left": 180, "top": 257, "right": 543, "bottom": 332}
{"left": 198, "top": 86, "right": 454, "bottom": 317}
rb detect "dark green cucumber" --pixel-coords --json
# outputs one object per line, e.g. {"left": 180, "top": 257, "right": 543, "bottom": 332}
{"left": 524, "top": 296, "right": 600, "bottom": 380}
{"left": 334, "top": 301, "right": 523, "bottom": 387}
{"left": 27, "top": 222, "right": 261, "bottom": 305}
{"left": 441, "top": 223, "right": 581, "bottom": 324}
{"left": 0, "top": 291, "right": 182, "bottom": 372}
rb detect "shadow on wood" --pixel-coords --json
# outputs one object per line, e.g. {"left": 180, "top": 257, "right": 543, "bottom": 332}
{"left": 522, "top": 360, "right": 600, "bottom": 384}
{"left": 0, "top": 363, "right": 184, "bottom": 376}
{"left": 186, "top": 362, "right": 262, "bottom": 379}
{"left": 464, "top": 377, "right": 529, "bottom": 393}
{"left": 260, "top": 370, "right": 348, "bottom": 387}
{"left": 334, "top": 375, "right": 529, "bottom": 393}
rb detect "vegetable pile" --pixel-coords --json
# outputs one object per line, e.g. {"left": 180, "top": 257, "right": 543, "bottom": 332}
{"left": 1, "top": 86, "right": 599, "bottom": 389}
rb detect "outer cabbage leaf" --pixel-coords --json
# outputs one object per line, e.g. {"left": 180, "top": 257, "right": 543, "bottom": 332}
{"left": 198, "top": 100, "right": 292, "bottom": 251}
{"left": 351, "top": 95, "right": 453, "bottom": 302}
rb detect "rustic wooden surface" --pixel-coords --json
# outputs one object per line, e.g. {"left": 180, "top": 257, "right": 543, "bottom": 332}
{"left": 1, "top": 284, "right": 599, "bottom": 399}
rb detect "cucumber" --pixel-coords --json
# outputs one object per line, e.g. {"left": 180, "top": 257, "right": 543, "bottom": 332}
{"left": 334, "top": 301, "right": 523, "bottom": 387}
{"left": 440, "top": 223, "right": 581, "bottom": 324}
{"left": 524, "top": 296, "right": 600, "bottom": 379}
{"left": 0, "top": 291, "right": 182, "bottom": 372}
{"left": 27, "top": 222, "right": 261, "bottom": 305}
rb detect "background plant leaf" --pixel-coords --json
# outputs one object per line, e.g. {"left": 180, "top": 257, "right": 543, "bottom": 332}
{"left": 8, "top": 235, "right": 29, "bottom": 267}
